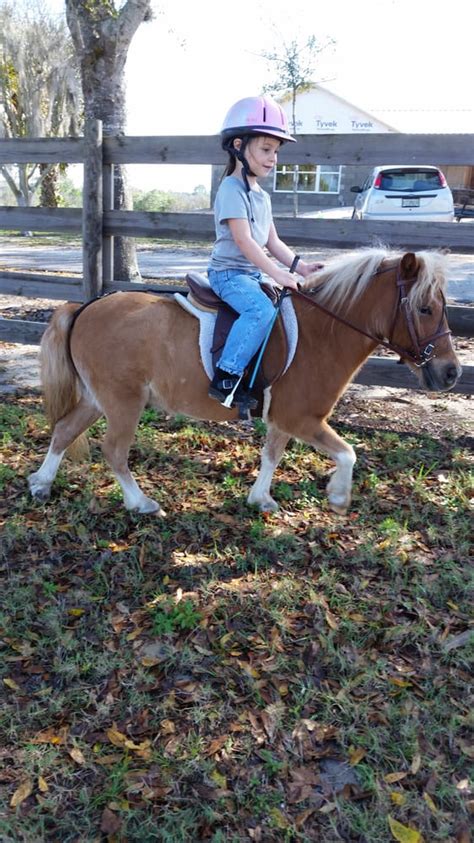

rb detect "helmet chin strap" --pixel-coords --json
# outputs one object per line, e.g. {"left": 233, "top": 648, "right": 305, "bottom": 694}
{"left": 236, "top": 152, "right": 254, "bottom": 192}
{"left": 229, "top": 138, "right": 255, "bottom": 221}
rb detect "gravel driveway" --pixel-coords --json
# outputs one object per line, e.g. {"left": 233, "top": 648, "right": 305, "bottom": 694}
{"left": 1, "top": 241, "right": 474, "bottom": 302}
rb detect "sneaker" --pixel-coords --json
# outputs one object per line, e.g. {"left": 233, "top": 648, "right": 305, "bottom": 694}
{"left": 208, "top": 368, "right": 257, "bottom": 409}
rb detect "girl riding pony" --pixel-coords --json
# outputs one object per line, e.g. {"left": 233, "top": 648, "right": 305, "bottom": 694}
{"left": 208, "top": 94, "right": 323, "bottom": 408}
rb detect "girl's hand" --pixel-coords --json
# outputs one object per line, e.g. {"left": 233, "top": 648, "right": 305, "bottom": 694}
{"left": 273, "top": 268, "right": 299, "bottom": 290}
{"left": 297, "top": 260, "right": 324, "bottom": 278}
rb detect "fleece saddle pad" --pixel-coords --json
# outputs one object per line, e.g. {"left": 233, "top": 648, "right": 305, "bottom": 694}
{"left": 173, "top": 291, "right": 298, "bottom": 384}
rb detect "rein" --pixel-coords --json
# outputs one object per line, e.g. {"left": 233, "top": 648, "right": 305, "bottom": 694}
{"left": 293, "top": 261, "right": 451, "bottom": 367}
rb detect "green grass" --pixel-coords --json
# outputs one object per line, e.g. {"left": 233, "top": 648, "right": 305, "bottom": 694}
{"left": 0, "top": 395, "right": 472, "bottom": 841}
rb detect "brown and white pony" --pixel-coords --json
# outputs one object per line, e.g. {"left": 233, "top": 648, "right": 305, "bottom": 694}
{"left": 28, "top": 248, "right": 461, "bottom": 515}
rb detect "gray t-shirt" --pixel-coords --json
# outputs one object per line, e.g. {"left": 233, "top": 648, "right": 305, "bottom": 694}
{"left": 208, "top": 175, "right": 272, "bottom": 272}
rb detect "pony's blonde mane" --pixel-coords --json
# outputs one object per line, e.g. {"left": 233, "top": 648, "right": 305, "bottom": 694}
{"left": 301, "top": 247, "right": 449, "bottom": 312}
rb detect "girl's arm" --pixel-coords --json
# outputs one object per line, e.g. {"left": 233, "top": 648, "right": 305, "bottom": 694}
{"left": 266, "top": 222, "right": 324, "bottom": 278}
{"left": 228, "top": 218, "right": 298, "bottom": 289}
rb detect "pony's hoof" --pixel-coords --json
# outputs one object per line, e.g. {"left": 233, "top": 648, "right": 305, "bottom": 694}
{"left": 129, "top": 498, "right": 166, "bottom": 516}
{"left": 248, "top": 494, "right": 279, "bottom": 513}
{"left": 328, "top": 499, "right": 348, "bottom": 515}
{"left": 28, "top": 476, "right": 51, "bottom": 502}
{"left": 261, "top": 499, "right": 279, "bottom": 513}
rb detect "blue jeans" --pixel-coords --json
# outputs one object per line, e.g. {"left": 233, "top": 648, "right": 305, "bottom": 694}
{"left": 208, "top": 268, "right": 276, "bottom": 375}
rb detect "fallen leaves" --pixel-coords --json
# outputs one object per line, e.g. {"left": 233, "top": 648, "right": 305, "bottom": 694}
{"left": 410, "top": 752, "right": 422, "bottom": 774}
{"left": 30, "top": 726, "right": 69, "bottom": 745}
{"left": 260, "top": 702, "right": 285, "bottom": 741}
{"left": 37, "top": 775, "right": 49, "bottom": 793}
{"left": 286, "top": 766, "right": 320, "bottom": 804}
{"left": 384, "top": 772, "right": 409, "bottom": 784}
{"left": 69, "top": 746, "right": 86, "bottom": 765}
{"left": 1, "top": 396, "right": 472, "bottom": 840}
{"left": 204, "top": 735, "right": 228, "bottom": 756}
{"left": 423, "top": 791, "right": 438, "bottom": 813}
{"left": 388, "top": 815, "right": 423, "bottom": 842}
{"left": 390, "top": 791, "right": 407, "bottom": 806}
{"left": 348, "top": 746, "right": 367, "bottom": 766}
{"left": 3, "top": 677, "right": 21, "bottom": 692}
{"left": 159, "top": 719, "right": 176, "bottom": 736}
{"left": 10, "top": 779, "right": 33, "bottom": 808}
{"left": 319, "top": 758, "right": 360, "bottom": 796}
{"left": 106, "top": 725, "right": 152, "bottom": 760}
{"left": 100, "top": 806, "right": 122, "bottom": 835}
{"left": 325, "top": 609, "right": 339, "bottom": 630}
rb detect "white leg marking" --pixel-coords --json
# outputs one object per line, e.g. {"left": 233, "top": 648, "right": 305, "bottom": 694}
{"left": 28, "top": 446, "right": 65, "bottom": 501}
{"left": 248, "top": 450, "right": 279, "bottom": 511}
{"left": 117, "top": 472, "right": 166, "bottom": 516}
{"left": 261, "top": 387, "right": 272, "bottom": 424}
{"left": 326, "top": 447, "right": 356, "bottom": 513}
{"left": 247, "top": 426, "right": 289, "bottom": 512}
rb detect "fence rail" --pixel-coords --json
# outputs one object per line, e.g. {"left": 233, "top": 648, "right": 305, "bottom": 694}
{"left": 2, "top": 132, "right": 473, "bottom": 166}
{"left": 1, "top": 124, "right": 473, "bottom": 394}
{"left": 2, "top": 205, "right": 474, "bottom": 251}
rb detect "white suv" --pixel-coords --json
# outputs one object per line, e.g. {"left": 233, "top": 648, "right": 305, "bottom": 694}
{"left": 351, "top": 166, "right": 454, "bottom": 222}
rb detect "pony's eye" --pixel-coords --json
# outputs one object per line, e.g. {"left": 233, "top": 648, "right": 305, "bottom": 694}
{"left": 419, "top": 306, "right": 432, "bottom": 315}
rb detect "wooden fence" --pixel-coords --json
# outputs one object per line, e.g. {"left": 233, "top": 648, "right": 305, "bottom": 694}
{"left": 0, "top": 121, "right": 473, "bottom": 393}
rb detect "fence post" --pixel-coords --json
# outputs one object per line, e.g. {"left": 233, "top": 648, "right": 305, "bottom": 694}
{"left": 102, "top": 158, "right": 114, "bottom": 285}
{"left": 82, "top": 118, "right": 103, "bottom": 300}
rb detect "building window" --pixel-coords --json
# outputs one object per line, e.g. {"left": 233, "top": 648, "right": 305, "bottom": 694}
{"left": 274, "top": 164, "right": 341, "bottom": 193}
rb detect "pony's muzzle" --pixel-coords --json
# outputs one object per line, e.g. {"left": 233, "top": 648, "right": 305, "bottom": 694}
{"left": 443, "top": 362, "right": 463, "bottom": 389}
{"left": 421, "top": 359, "right": 462, "bottom": 391}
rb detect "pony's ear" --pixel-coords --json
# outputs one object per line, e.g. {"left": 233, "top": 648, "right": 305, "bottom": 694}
{"left": 400, "top": 252, "right": 419, "bottom": 279}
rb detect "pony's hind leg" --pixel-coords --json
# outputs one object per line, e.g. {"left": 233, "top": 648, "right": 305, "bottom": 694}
{"left": 313, "top": 420, "right": 356, "bottom": 514}
{"left": 101, "top": 396, "right": 165, "bottom": 516}
{"left": 247, "top": 424, "right": 290, "bottom": 512}
{"left": 28, "top": 397, "right": 100, "bottom": 501}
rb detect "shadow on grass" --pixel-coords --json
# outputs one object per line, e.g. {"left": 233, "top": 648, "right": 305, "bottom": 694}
{"left": 0, "top": 397, "right": 471, "bottom": 842}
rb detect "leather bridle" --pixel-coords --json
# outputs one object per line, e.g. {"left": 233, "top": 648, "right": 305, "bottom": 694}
{"left": 292, "top": 260, "right": 451, "bottom": 367}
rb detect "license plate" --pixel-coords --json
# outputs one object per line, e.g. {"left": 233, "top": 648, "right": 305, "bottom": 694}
{"left": 402, "top": 198, "right": 420, "bottom": 208}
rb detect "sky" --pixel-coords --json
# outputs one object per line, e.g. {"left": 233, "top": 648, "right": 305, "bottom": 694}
{"left": 45, "top": 0, "right": 474, "bottom": 191}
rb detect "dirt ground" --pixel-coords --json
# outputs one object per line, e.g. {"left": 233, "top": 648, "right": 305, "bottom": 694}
{"left": 1, "top": 294, "right": 472, "bottom": 444}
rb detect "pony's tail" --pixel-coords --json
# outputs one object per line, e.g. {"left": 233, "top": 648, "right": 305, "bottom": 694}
{"left": 40, "top": 303, "right": 89, "bottom": 461}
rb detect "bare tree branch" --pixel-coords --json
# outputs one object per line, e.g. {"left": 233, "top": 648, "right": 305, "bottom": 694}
{"left": 0, "top": 1, "right": 82, "bottom": 207}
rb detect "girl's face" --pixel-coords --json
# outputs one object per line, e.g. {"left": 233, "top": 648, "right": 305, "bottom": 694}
{"left": 236, "top": 135, "right": 281, "bottom": 178}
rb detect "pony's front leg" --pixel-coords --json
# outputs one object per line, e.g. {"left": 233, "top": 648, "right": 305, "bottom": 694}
{"left": 313, "top": 421, "right": 356, "bottom": 514}
{"left": 247, "top": 424, "right": 290, "bottom": 512}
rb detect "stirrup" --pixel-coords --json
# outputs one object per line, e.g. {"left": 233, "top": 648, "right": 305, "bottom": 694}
{"left": 208, "top": 385, "right": 258, "bottom": 410}
{"left": 208, "top": 369, "right": 257, "bottom": 410}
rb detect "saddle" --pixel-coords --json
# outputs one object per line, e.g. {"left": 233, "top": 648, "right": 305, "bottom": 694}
{"left": 183, "top": 272, "right": 292, "bottom": 412}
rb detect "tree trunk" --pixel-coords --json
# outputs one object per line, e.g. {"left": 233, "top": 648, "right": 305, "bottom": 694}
{"left": 17, "top": 170, "right": 33, "bottom": 236}
{"left": 111, "top": 162, "right": 138, "bottom": 279}
{"left": 65, "top": 0, "right": 152, "bottom": 282}
{"left": 40, "top": 164, "right": 59, "bottom": 208}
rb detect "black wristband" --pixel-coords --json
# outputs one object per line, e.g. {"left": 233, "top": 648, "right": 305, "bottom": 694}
{"left": 289, "top": 255, "right": 300, "bottom": 274}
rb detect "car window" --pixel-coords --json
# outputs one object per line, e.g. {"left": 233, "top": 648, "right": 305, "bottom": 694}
{"left": 380, "top": 170, "right": 443, "bottom": 192}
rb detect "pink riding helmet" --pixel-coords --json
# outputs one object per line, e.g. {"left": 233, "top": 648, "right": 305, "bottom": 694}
{"left": 221, "top": 95, "right": 296, "bottom": 144}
